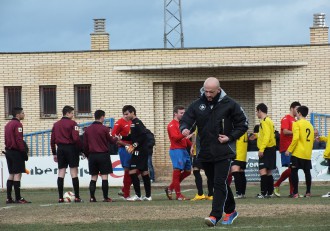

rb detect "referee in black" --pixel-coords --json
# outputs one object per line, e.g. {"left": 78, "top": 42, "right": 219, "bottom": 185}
{"left": 51, "top": 105, "right": 82, "bottom": 203}
{"left": 83, "top": 110, "right": 118, "bottom": 202}
{"left": 4, "top": 107, "right": 30, "bottom": 204}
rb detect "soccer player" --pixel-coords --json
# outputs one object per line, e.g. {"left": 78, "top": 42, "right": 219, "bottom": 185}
{"left": 285, "top": 106, "right": 314, "bottom": 198}
{"left": 256, "top": 103, "right": 277, "bottom": 198}
{"left": 232, "top": 132, "right": 248, "bottom": 199}
{"left": 166, "top": 106, "right": 192, "bottom": 201}
{"left": 83, "top": 110, "right": 118, "bottom": 202}
{"left": 180, "top": 77, "right": 248, "bottom": 226}
{"left": 120, "top": 105, "right": 151, "bottom": 201}
{"left": 318, "top": 131, "right": 330, "bottom": 197}
{"left": 274, "top": 101, "right": 301, "bottom": 197}
{"left": 111, "top": 107, "right": 133, "bottom": 199}
{"left": 4, "top": 107, "right": 30, "bottom": 204}
{"left": 190, "top": 129, "right": 214, "bottom": 201}
{"left": 51, "top": 105, "right": 82, "bottom": 203}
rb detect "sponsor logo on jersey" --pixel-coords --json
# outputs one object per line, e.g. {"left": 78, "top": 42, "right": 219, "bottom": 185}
{"left": 18, "top": 127, "right": 23, "bottom": 132}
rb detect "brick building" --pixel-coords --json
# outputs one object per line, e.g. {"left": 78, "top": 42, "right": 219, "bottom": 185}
{"left": 1, "top": 16, "right": 329, "bottom": 177}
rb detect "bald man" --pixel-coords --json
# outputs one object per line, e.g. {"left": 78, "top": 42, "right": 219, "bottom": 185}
{"left": 180, "top": 77, "right": 248, "bottom": 226}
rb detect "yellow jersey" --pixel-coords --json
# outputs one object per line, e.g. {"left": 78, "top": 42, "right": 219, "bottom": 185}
{"left": 319, "top": 133, "right": 330, "bottom": 159}
{"left": 287, "top": 119, "right": 314, "bottom": 160}
{"left": 235, "top": 132, "right": 248, "bottom": 162}
{"left": 257, "top": 117, "right": 276, "bottom": 152}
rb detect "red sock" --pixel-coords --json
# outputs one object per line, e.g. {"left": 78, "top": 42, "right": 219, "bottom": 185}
{"left": 170, "top": 170, "right": 182, "bottom": 197}
{"left": 123, "top": 170, "right": 131, "bottom": 197}
{"left": 227, "top": 173, "right": 233, "bottom": 186}
{"left": 179, "top": 170, "right": 191, "bottom": 182}
{"left": 274, "top": 168, "right": 291, "bottom": 187}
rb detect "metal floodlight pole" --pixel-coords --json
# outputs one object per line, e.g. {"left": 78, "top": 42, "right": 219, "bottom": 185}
{"left": 164, "top": 0, "right": 184, "bottom": 48}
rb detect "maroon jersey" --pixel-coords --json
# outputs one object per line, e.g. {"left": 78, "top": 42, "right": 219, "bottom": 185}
{"left": 5, "top": 118, "right": 25, "bottom": 152}
{"left": 83, "top": 121, "right": 117, "bottom": 156}
{"left": 51, "top": 117, "right": 81, "bottom": 155}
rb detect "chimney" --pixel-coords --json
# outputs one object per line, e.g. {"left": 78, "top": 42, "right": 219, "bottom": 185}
{"left": 310, "top": 13, "right": 329, "bottom": 44}
{"left": 90, "top": 19, "right": 110, "bottom": 50}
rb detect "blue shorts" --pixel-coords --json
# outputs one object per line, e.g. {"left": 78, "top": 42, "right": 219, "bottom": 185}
{"left": 169, "top": 149, "right": 191, "bottom": 171}
{"left": 118, "top": 147, "right": 132, "bottom": 168}
{"left": 281, "top": 151, "right": 291, "bottom": 167}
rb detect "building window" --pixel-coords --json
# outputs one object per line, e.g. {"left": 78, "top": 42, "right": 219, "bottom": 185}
{"left": 40, "top": 86, "right": 57, "bottom": 118}
{"left": 4, "top": 86, "right": 22, "bottom": 119}
{"left": 74, "top": 85, "right": 92, "bottom": 117}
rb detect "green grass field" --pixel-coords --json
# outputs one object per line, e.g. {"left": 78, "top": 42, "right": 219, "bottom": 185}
{"left": 1, "top": 183, "right": 330, "bottom": 231}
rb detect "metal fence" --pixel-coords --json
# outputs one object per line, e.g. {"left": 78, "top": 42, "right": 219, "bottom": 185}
{"left": 23, "top": 118, "right": 114, "bottom": 157}
{"left": 310, "top": 112, "right": 330, "bottom": 136}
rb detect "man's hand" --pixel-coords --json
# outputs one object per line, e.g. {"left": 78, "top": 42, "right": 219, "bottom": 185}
{"left": 53, "top": 155, "right": 58, "bottom": 163}
{"left": 190, "top": 146, "right": 195, "bottom": 157}
{"left": 218, "top": 134, "right": 229, "bottom": 143}
{"left": 125, "top": 145, "right": 135, "bottom": 154}
{"left": 285, "top": 151, "right": 290, "bottom": 156}
{"left": 182, "top": 129, "right": 191, "bottom": 137}
{"left": 258, "top": 151, "right": 264, "bottom": 158}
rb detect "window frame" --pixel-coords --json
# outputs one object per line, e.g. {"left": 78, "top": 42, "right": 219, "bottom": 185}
{"left": 40, "top": 85, "right": 57, "bottom": 118}
{"left": 4, "top": 86, "right": 22, "bottom": 119}
{"left": 74, "top": 84, "right": 92, "bottom": 118}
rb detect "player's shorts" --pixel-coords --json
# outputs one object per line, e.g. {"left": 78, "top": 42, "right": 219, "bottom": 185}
{"left": 192, "top": 155, "right": 203, "bottom": 169}
{"left": 88, "top": 152, "right": 113, "bottom": 175}
{"left": 5, "top": 149, "right": 25, "bottom": 174}
{"left": 118, "top": 147, "right": 132, "bottom": 168}
{"left": 259, "top": 146, "right": 276, "bottom": 170}
{"left": 280, "top": 151, "right": 291, "bottom": 167}
{"left": 232, "top": 160, "right": 247, "bottom": 170}
{"left": 169, "top": 149, "right": 192, "bottom": 171}
{"left": 130, "top": 150, "right": 148, "bottom": 171}
{"left": 57, "top": 144, "right": 79, "bottom": 169}
{"left": 290, "top": 156, "right": 312, "bottom": 170}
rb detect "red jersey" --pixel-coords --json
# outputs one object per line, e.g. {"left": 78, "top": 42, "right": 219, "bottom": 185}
{"left": 51, "top": 117, "right": 81, "bottom": 155}
{"left": 279, "top": 114, "right": 296, "bottom": 152}
{"left": 111, "top": 118, "right": 132, "bottom": 146}
{"left": 167, "top": 119, "right": 192, "bottom": 150}
{"left": 83, "top": 121, "right": 117, "bottom": 156}
{"left": 5, "top": 118, "right": 25, "bottom": 152}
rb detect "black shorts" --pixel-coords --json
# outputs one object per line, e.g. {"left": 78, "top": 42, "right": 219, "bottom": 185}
{"left": 130, "top": 150, "right": 148, "bottom": 171}
{"left": 192, "top": 155, "right": 203, "bottom": 169}
{"left": 290, "top": 156, "right": 312, "bottom": 170}
{"left": 88, "top": 153, "right": 113, "bottom": 175}
{"left": 5, "top": 150, "right": 25, "bottom": 174}
{"left": 57, "top": 144, "right": 79, "bottom": 169}
{"left": 232, "top": 160, "right": 247, "bottom": 170}
{"left": 259, "top": 146, "right": 276, "bottom": 170}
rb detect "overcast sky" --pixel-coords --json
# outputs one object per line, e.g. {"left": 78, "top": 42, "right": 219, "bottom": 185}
{"left": 0, "top": 0, "right": 329, "bottom": 52}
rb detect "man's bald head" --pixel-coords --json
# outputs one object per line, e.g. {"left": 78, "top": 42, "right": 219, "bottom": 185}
{"left": 203, "top": 77, "right": 221, "bottom": 102}
{"left": 204, "top": 77, "right": 220, "bottom": 89}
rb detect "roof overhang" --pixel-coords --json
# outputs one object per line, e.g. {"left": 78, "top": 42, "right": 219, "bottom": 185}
{"left": 114, "top": 62, "right": 308, "bottom": 71}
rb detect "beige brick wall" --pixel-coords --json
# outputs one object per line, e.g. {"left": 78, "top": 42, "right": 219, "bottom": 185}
{"left": 1, "top": 43, "right": 330, "bottom": 178}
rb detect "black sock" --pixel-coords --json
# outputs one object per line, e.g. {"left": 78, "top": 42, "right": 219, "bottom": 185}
{"left": 142, "top": 174, "right": 151, "bottom": 197}
{"left": 267, "top": 175, "right": 274, "bottom": 195}
{"left": 193, "top": 170, "right": 203, "bottom": 196}
{"left": 102, "top": 180, "right": 109, "bottom": 199}
{"left": 130, "top": 173, "right": 141, "bottom": 197}
{"left": 303, "top": 169, "right": 312, "bottom": 194}
{"left": 240, "top": 172, "right": 247, "bottom": 195}
{"left": 232, "top": 172, "right": 242, "bottom": 195}
{"left": 57, "top": 177, "right": 64, "bottom": 199}
{"left": 207, "top": 175, "right": 214, "bottom": 196}
{"left": 13, "top": 181, "right": 21, "bottom": 201}
{"left": 291, "top": 168, "right": 299, "bottom": 194}
{"left": 260, "top": 175, "right": 268, "bottom": 196}
{"left": 89, "top": 180, "right": 96, "bottom": 198}
{"left": 6, "top": 180, "right": 14, "bottom": 199}
{"left": 72, "top": 177, "right": 80, "bottom": 198}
